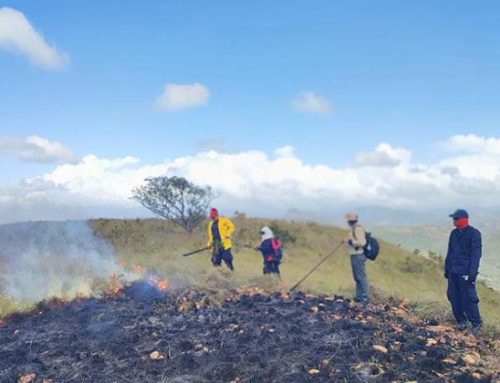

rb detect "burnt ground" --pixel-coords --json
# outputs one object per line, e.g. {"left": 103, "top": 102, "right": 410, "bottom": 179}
{"left": 0, "top": 282, "right": 497, "bottom": 383}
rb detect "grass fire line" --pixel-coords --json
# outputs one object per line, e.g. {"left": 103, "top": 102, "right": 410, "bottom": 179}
{"left": 103, "top": 266, "right": 170, "bottom": 298}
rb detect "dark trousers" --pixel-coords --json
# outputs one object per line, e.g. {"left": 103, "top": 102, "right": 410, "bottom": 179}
{"left": 447, "top": 273, "right": 481, "bottom": 326}
{"left": 263, "top": 261, "right": 280, "bottom": 275}
{"left": 212, "top": 248, "right": 234, "bottom": 270}
{"left": 350, "top": 254, "right": 369, "bottom": 302}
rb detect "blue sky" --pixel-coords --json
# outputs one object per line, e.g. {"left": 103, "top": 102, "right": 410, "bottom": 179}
{"left": 1, "top": 1, "right": 500, "bottom": 222}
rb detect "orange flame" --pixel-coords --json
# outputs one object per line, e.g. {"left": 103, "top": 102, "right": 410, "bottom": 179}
{"left": 105, "top": 273, "right": 122, "bottom": 296}
{"left": 148, "top": 275, "right": 169, "bottom": 291}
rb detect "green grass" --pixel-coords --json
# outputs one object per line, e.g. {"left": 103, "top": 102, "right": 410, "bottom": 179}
{"left": 2, "top": 216, "right": 499, "bottom": 334}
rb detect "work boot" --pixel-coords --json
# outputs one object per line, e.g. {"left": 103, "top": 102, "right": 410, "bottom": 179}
{"left": 470, "top": 324, "right": 482, "bottom": 337}
{"left": 354, "top": 297, "right": 369, "bottom": 306}
{"left": 456, "top": 322, "right": 468, "bottom": 331}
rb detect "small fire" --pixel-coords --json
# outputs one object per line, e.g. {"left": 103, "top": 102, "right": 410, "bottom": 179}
{"left": 105, "top": 273, "right": 122, "bottom": 296}
{"left": 148, "top": 275, "right": 169, "bottom": 291}
{"left": 128, "top": 263, "right": 168, "bottom": 292}
{"left": 102, "top": 263, "right": 169, "bottom": 297}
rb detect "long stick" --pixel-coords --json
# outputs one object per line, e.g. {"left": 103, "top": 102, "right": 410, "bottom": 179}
{"left": 289, "top": 241, "right": 344, "bottom": 292}
{"left": 182, "top": 247, "right": 209, "bottom": 257}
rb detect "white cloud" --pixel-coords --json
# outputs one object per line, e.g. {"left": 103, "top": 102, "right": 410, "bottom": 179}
{"left": 2, "top": 135, "right": 500, "bottom": 223}
{"left": 41, "top": 154, "right": 166, "bottom": 203}
{"left": 0, "top": 135, "right": 77, "bottom": 163}
{"left": 155, "top": 83, "right": 209, "bottom": 111}
{"left": 437, "top": 135, "right": 500, "bottom": 182}
{"left": 274, "top": 145, "right": 295, "bottom": 158}
{"left": 291, "top": 91, "right": 331, "bottom": 115}
{"left": 354, "top": 143, "right": 411, "bottom": 168}
{"left": 443, "top": 134, "right": 500, "bottom": 155}
{"left": 0, "top": 7, "right": 69, "bottom": 70}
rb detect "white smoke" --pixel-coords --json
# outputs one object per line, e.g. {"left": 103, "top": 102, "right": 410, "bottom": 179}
{"left": 0, "top": 220, "right": 120, "bottom": 301}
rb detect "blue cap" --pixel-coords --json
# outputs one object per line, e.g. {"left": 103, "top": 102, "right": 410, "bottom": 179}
{"left": 449, "top": 209, "right": 469, "bottom": 219}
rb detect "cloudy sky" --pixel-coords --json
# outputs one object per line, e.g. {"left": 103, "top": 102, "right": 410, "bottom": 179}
{"left": 1, "top": 1, "right": 500, "bottom": 223}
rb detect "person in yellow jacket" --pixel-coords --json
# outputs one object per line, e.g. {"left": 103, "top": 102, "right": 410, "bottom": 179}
{"left": 207, "top": 208, "right": 235, "bottom": 270}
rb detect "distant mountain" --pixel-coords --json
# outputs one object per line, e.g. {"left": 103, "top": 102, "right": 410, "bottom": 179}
{"left": 285, "top": 206, "right": 500, "bottom": 290}
{"left": 373, "top": 224, "right": 500, "bottom": 290}
{"left": 286, "top": 205, "right": 500, "bottom": 227}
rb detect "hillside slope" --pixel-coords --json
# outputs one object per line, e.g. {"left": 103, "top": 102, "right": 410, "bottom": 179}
{"left": 90, "top": 217, "right": 500, "bottom": 330}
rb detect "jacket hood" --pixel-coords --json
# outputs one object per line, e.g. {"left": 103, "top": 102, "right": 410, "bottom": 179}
{"left": 260, "top": 226, "right": 274, "bottom": 241}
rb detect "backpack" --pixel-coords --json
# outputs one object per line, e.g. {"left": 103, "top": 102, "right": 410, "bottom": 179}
{"left": 364, "top": 232, "right": 380, "bottom": 261}
{"left": 271, "top": 238, "right": 283, "bottom": 262}
{"left": 353, "top": 225, "right": 380, "bottom": 261}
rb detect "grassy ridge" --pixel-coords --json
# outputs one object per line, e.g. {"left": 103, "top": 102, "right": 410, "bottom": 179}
{"left": 91, "top": 216, "right": 500, "bottom": 330}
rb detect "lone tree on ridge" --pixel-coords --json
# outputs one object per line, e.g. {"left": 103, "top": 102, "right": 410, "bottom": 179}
{"left": 132, "top": 176, "right": 214, "bottom": 232}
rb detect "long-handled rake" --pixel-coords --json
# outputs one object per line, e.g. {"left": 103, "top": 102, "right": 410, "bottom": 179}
{"left": 289, "top": 241, "right": 344, "bottom": 292}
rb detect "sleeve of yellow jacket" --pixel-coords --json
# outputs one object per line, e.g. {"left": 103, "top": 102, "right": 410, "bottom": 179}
{"left": 219, "top": 217, "right": 235, "bottom": 250}
{"left": 206, "top": 217, "right": 236, "bottom": 250}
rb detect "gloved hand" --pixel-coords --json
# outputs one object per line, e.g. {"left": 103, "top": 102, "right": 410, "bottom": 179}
{"left": 347, "top": 239, "right": 354, "bottom": 247}
{"left": 468, "top": 273, "right": 478, "bottom": 283}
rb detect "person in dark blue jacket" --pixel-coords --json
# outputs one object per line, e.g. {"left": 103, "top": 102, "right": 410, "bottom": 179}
{"left": 255, "top": 226, "right": 282, "bottom": 275}
{"left": 445, "top": 209, "right": 482, "bottom": 334}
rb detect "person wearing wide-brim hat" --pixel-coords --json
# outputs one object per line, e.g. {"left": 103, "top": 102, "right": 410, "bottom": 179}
{"left": 345, "top": 212, "right": 369, "bottom": 303}
{"left": 445, "top": 209, "right": 482, "bottom": 335}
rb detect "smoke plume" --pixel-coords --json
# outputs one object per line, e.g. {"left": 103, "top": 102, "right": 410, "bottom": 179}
{"left": 0, "top": 221, "right": 120, "bottom": 301}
